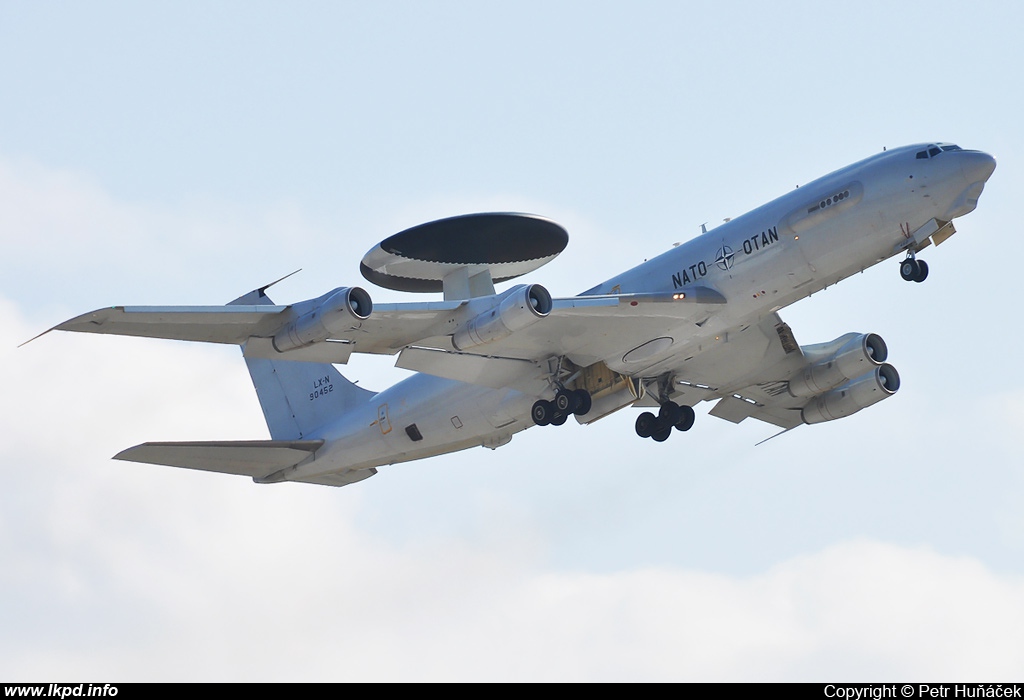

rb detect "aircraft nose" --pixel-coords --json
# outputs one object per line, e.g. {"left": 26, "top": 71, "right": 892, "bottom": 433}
{"left": 961, "top": 151, "right": 997, "bottom": 184}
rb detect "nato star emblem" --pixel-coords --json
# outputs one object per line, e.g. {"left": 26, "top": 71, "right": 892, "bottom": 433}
{"left": 715, "top": 245, "right": 735, "bottom": 271}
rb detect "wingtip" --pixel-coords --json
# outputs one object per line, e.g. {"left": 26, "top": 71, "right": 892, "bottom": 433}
{"left": 18, "top": 306, "right": 112, "bottom": 347}
{"left": 112, "top": 445, "right": 137, "bottom": 461}
{"left": 17, "top": 326, "right": 55, "bottom": 348}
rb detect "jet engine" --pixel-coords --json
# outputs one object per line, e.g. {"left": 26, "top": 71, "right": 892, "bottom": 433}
{"left": 452, "top": 284, "right": 552, "bottom": 351}
{"left": 788, "top": 333, "right": 888, "bottom": 398}
{"left": 273, "top": 286, "right": 373, "bottom": 353}
{"left": 801, "top": 364, "right": 900, "bottom": 424}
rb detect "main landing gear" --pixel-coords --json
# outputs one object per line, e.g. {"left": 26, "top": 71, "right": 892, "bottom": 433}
{"left": 899, "top": 255, "right": 929, "bottom": 283}
{"left": 635, "top": 401, "right": 695, "bottom": 442}
{"left": 531, "top": 388, "right": 592, "bottom": 426}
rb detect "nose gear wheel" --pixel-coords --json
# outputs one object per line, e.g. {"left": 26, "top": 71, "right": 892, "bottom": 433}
{"left": 900, "top": 256, "right": 929, "bottom": 283}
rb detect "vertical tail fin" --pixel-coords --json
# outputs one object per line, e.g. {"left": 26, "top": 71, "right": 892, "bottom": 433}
{"left": 242, "top": 355, "right": 375, "bottom": 440}
{"left": 231, "top": 284, "right": 376, "bottom": 441}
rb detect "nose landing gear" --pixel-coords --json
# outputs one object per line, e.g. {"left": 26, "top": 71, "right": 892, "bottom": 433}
{"left": 635, "top": 401, "right": 695, "bottom": 441}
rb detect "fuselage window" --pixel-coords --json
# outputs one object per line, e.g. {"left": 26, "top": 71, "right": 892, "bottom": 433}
{"left": 916, "top": 150, "right": 929, "bottom": 159}
{"left": 807, "top": 189, "right": 852, "bottom": 214}
{"left": 929, "top": 147, "right": 941, "bottom": 157}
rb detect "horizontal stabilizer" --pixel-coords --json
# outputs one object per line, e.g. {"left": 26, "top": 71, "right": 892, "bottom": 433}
{"left": 114, "top": 440, "right": 323, "bottom": 480}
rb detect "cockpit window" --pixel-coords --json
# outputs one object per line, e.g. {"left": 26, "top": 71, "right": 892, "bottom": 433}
{"left": 916, "top": 143, "right": 961, "bottom": 159}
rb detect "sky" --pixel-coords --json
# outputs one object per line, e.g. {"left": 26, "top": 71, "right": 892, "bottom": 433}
{"left": 2, "top": 1, "right": 1023, "bottom": 682}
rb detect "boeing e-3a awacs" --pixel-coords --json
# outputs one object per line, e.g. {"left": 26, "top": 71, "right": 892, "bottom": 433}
{"left": 45, "top": 143, "right": 995, "bottom": 487}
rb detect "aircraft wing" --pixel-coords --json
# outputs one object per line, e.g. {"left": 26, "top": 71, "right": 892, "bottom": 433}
{"left": 42, "top": 286, "right": 727, "bottom": 375}
{"left": 350, "top": 288, "right": 728, "bottom": 394}
{"left": 45, "top": 289, "right": 884, "bottom": 433}
{"left": 44, "top": 285, "right": 828, "bottom": 426}
{"left": 373, "top": 303, "right": 835, "bottom": 433}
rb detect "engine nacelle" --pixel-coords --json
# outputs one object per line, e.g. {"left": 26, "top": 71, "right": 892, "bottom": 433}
{"left": 801, "top": 364, "right": 900, "bottom": 425}
{"left": 452, "top": 284, "right": 552, "bottom": 351}
{"left": 273, "top": 286, "right": 373, "bottom": 353}
{"left": 788, "top": 333, "right": 888, "bottom": 398}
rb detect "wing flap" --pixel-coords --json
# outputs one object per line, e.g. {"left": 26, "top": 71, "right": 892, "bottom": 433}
{"left": 242, "top": 336, "right": 356, "bottom": 364}
{"left": 396, "top": 346, "right": 543, "bottom": 389}
{"left": 709, "top": 394, "right": 804, "bottom": 430}
{"left": 709, "top": 395, "right": 760, "bottom": 424}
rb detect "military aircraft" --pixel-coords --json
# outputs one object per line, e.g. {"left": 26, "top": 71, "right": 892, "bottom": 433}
{"left": 42, "top": 143, "right": 995, "bottom": 487}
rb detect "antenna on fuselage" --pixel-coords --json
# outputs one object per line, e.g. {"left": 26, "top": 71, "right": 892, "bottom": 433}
{"left": 700, "top": 222, "right": 708, "bottom": 234}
